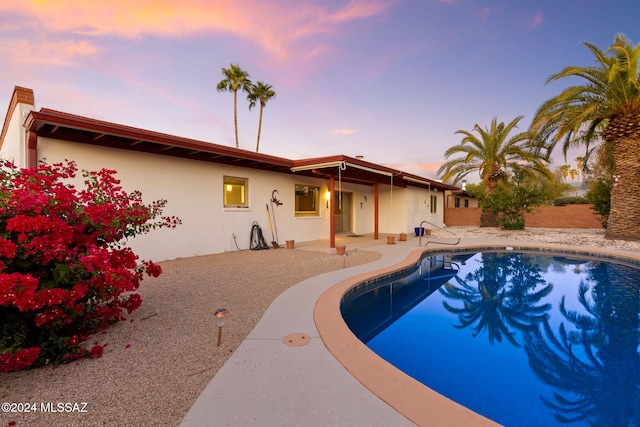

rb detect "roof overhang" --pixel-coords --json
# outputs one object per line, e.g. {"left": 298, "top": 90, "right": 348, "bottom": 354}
{"left": 291, "top": 156, "right": 456, "bottom": 191}
{"left": 291, "top": 156, "right": 398, "bottom": 187}
{"left": 23, "top": 108, "right": 294, "bottom": 174}
{"left": 22, "top": 108, "right": 460, "bottom": 192}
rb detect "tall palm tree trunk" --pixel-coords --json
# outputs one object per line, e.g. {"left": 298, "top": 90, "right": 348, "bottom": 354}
{"left": 256, "top": 104, "right": 264, "bottom": 152}
{"left": 481, "top": 177, "right": 500, "bottom": 227}
{"left": 606, "top": 132, "right": 640, "bottom": 240}
{"left": 480, "top": 209, "right": 500, "bottom": 228}
{"left": 233, "top": 90, "right": 239, "bottom": 148}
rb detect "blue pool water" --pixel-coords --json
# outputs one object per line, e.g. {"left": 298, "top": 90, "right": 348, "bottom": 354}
{"left": 340, "top": 249, "right": 640, "bottom": 427}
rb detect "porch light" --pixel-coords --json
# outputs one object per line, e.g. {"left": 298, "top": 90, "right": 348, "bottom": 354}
{"left": 214, "top": 308, "right": 230, "bottom": 347}
{"left": 325, "top": 190, "right": 331, "bottom": 209}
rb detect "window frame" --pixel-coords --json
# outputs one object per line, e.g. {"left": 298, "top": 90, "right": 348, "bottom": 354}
{"left": 295, "top": 184, "right": 321, "bottom": 217}
{"left": 223, "top": 176, "right": 249, "bottom": 208}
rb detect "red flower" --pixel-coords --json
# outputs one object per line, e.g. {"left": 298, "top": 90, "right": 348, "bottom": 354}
{"left": 89, "top": 345, "right": 104, "bottom": 359}
{"left": 0, "top": 160, "right": 179, "bottom": 370}
{"left": 0, "top": 273, "right": 39, "bottom": 311}
{"left": 0, "top": 347, "right": 41, "bottom": 372}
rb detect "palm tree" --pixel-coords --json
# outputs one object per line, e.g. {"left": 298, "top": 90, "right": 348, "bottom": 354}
{"left": 531, "top": 34, "right": 640, "bottom": 240}
{"left": 569, "top": 168, "right": 578, "bottom": 195}
{"left": 216, "top": 64, "right": 252, "bottom": 148}
{"left": 575, "top": 156, "right": 585, "bottom": 173}
{"left": 247, "top": 81, "right": 276, "bottom": 152}
{"left": 438, "top": 116, "right": 551, "bottom": 227}
{"left": 559, "top": 164, "right": 571, "bottom": 182}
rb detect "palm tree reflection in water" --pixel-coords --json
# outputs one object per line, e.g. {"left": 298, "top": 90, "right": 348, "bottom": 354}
{"left": 441, "top": 252, "right": 640, "bottom": 425}
{"left": 524, "top": 261, "right": 640, "bottom": 426}
{"left": 440, "top": 252, "right": 552, "bottom": 347}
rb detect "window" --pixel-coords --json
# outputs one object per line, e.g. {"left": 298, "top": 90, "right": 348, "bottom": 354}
{"left": 295, "top": 185, "right": 320, "bottom": 216}
{"left": 224, "top": 176, "right": 248, "bottom": 208}
{"left": 430, "top": 195, "right": 437, "bottom": 214}
{"left": 464, "top": 199, "right": 469, "bottom": 208}
{"left": 454, "top": 197, "right": 460, "bottom": 208}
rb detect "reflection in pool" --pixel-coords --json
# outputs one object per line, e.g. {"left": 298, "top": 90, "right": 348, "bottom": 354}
{"left": 340, "top": 250, "right": 640, "bottom": 427}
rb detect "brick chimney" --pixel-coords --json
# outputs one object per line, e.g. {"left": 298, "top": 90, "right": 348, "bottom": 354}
{"left": 0, "top": 86, "right": 35, "bottom": 155}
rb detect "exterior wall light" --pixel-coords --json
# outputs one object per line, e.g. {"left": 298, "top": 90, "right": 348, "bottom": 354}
{"left": 214, "top": 308, "right": 230, "bottom": 347}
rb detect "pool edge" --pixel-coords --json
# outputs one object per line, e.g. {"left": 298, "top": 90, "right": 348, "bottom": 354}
{"left": 313, "top": 243, "right": 640, "bottom": 426}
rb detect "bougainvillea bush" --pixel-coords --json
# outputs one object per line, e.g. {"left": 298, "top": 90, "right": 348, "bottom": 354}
{"left": 0, "top": 160, "right": 180, "bottom": 372}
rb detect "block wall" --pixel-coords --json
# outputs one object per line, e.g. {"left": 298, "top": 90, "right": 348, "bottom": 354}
{"left": 445, "top": 204, "right": 604, "bottom": 229}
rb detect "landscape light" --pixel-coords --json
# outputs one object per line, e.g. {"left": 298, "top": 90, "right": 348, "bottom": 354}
{"left": 214, "top": 308, "right": 230, "bottom": 347}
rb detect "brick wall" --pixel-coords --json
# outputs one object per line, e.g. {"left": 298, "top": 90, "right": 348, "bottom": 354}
{"left": 445, "top": 204, "right": 604, "bottom": 229}
{"left": 444, "top": 206, "right": 481, "bottom": 226}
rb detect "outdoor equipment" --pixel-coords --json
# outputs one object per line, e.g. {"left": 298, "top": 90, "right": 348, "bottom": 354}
{"left": 249, "top": 221, "right": 270, "bottom": 250}
{"left": 265, "top": 204, "right": 279, "bottom": 248}
{"left": 270, "top": 190, "right": 282, "bottom": 243}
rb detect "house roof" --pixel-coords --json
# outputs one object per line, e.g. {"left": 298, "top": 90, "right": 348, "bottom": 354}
{"left": 291, "top": 155, "right": 456, "bottom": 191}
{"left": 21, "top": 105, "right": 456, "bottom": 192}
{"left": 24, "top": 108, "right": 294, "bottom": 174}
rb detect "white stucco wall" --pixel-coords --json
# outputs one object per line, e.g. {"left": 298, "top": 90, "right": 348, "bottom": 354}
{"left": 350, "top": 183, "right": 375, "bottom": 235}
{"left": 0, "top": 103, "right": 34, "bottom": 167}
{"left": 36, "top": 139, "right": 333, "bottom": 261}
{"left": 378, "top": 185, "right": 407, "bottom": 234}
{"left": 360, "top": 184, "right": 446, "bottom": 235}
{"left": 405, "top": 186, "right": 443, "bottom": 231}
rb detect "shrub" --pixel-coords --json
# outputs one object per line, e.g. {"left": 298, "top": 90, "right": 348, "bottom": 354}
{"left": 586, "top": 177, "right": 610, "bottom": 228}
{"left": 482, "top": 181, "right": 544, "bottom": 230}
{"left": 552, "top": 196, "right": 589, "bottom": 206}
{"left": 0, "top": 160, "right": 180, "bottom": 371}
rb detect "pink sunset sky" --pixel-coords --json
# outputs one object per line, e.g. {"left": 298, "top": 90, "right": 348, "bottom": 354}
{"left": 0, "top": 0, "right": 638, "bottom": 181}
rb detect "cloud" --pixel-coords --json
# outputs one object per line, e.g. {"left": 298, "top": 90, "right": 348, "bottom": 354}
{"left": 476, "top": 7, "right": 491, "bottom": 20}
{"left": 0, "top": 38, "right": 100, "bottom": 67}
{"left": 0, "top": 1, "right": 392, "bottom": 60}
{"left": 526, "top": 13, "right": 544, "bottom": 29}
{"left": 0, "top": 0, "right": 393, "bottom": 90}
{"left": 333, "top": 0, "right": 390, "bottom": 22}
{"left": 389, "top": 162, "right": 443, "bottom": 178}
{"left": 329, "top": 128, "right": 356, "bottom": 135}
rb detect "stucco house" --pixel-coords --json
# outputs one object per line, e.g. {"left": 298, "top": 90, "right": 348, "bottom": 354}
{"left": 0, "top": 86, "right": 457, "bottom": 261}
{"left": 445, "top": 189, "right": 479, "bottom": 209}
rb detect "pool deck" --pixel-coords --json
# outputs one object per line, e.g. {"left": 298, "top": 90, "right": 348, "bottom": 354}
{"left": 179, "top": 234, "right": 625, "bottom": 427}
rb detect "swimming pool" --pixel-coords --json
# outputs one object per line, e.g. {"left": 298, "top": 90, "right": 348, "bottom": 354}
{"left": 339, "top": 248, "right": 640, "bottom": 427}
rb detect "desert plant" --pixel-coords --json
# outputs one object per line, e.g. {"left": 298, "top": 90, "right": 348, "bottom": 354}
{"left": 532, "top": 34, "right": 640, "bottom": 240}
{"left": 586, "top": 177, "right": 611, "bottom": 228}
{"left": 0, "top": 160, "right": 180, "bottom": 371}
{"left": 439, "top": 116, "right": 551, "bottom": 226}
{"left": 482, "top": 180, "right": 545, "bottom": 230}
{"left": 552, "top": 196, "right": 590, "bottom": 206}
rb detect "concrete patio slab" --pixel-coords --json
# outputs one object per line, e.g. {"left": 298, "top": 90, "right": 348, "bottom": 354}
{"left": 180, "top": 235, "right": 532, "bottom": 426}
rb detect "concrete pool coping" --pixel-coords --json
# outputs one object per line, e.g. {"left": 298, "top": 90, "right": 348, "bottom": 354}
{"left": 180, "top": 237, "right": 640, "bottom": 426}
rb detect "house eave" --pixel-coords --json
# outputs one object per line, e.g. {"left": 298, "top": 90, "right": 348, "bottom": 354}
{"left": 24, "top": 108, "right": 294, "bottom": 174}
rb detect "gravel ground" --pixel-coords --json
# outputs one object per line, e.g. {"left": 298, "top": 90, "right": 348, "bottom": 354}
{"left": 444, "top": 226, "right": 640, "bottom": 253}
{"left": 0, "top": 248, "right": 382, "bottom": 427}
{"left": 3, "top": 227, "right": 640, "bottom": 427}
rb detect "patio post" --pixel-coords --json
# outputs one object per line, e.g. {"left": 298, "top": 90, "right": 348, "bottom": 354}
{"left": 329, "top": 175, "right": 335, "bottom": 248}
{"left": 374, "top": 183, "right": 379, "bottom": 240}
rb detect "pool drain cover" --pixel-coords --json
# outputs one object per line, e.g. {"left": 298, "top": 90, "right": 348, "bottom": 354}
{"left": 283, "top": 333, "right": 311, "bottom": 347}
